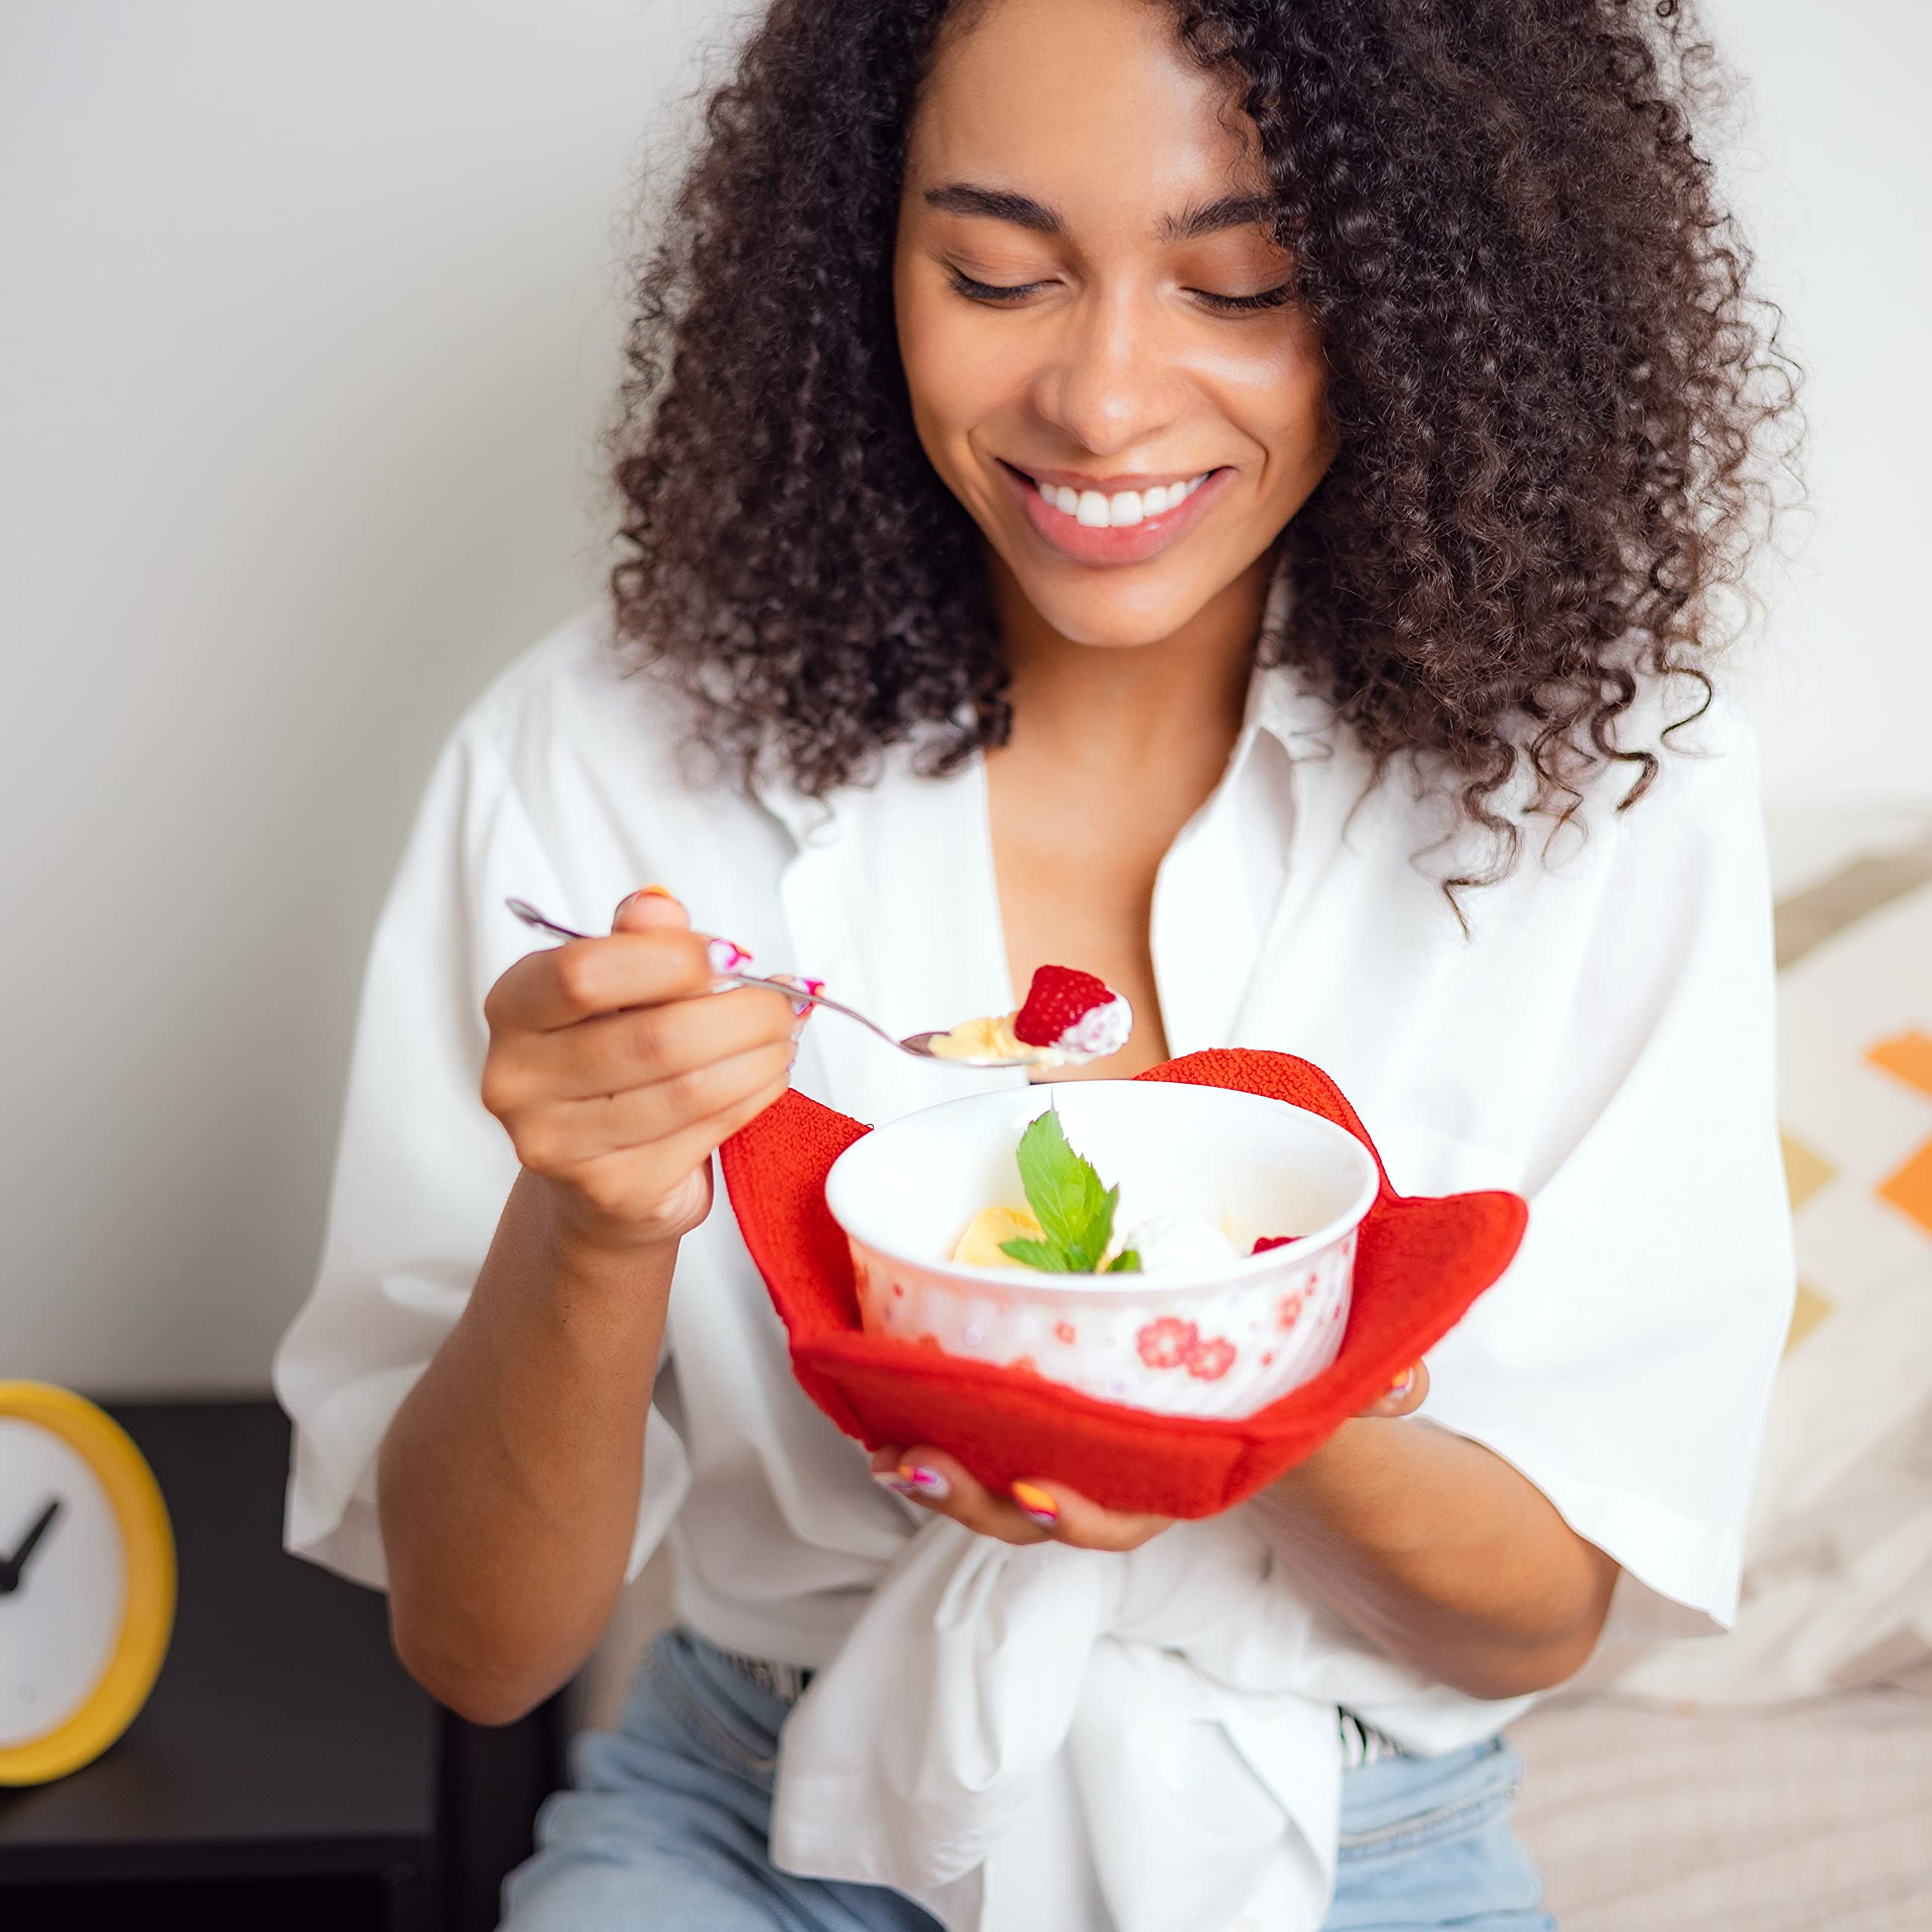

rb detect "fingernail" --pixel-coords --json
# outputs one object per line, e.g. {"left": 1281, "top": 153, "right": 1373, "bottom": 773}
{"left": 1011, "top": 1481, "right": 1058, "bottom": 1525}
{"left": 706, "top": 937, "right": 753, "bottom": 975}
{"left": 871, "top": 1463, "right": 946, "bottom": 1500}
{"left": 778, "top": 976, "right": 825, "bottom": 1032}
{"left": 617, "top": 884, "right": 677, "bottom": 918}
{"left": 1387, "top": 1368, "right": 1416, "bottom": 1400}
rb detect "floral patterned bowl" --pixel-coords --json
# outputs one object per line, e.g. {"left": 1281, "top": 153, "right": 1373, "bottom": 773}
{"left": 823, "top": 1080, "right": 1380, "bottom": 1419}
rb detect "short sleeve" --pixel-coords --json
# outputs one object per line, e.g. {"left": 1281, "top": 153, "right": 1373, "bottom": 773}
{"left": 271, "top": 720, "right": 691, "bottom": 1590}
{"left": 1421, "top": 697, "right": 1796, "bottom": 1641}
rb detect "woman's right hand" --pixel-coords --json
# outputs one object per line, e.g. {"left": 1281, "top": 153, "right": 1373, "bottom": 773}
{"left": 480, "top": 887, "right": 802, "bottom": 1256}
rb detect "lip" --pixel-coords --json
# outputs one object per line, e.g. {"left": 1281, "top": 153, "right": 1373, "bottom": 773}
{"left": 1001, "top": 459, "right": 1232, "bottom": 567}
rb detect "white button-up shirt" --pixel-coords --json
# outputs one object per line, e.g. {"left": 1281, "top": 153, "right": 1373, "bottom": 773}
{"left": 274, "top": 602, "right": 1793, "bottom": 1930}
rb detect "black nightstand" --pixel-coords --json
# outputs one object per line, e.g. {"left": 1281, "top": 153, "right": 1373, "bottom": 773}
{"left": 0, "top": 1401, "right": 563, "bottom": 1932}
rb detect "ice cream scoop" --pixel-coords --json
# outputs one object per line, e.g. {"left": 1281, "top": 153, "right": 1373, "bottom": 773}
{"left": 1118, "top": 1211, "right": 1245, "bottom": 1279}
{"left": 930, "top": 964, "right": 1134, "bottom": 1068}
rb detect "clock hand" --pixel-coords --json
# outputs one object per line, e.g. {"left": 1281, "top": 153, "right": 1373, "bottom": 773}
{"left": 0, "top": 1496, "right": 63, "bottom": 1595}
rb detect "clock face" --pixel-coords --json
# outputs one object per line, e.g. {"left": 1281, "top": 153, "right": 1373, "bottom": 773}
{"left": 0, "top": 1417, "right": 128, "bottom": 1749}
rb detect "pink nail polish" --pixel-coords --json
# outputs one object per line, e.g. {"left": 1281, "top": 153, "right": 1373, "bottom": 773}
{"left": 872, "top": 1466, "right": 938, "bottom": 1498}
{"left": 706, "top": 937, "right": 753, "bottom": 975}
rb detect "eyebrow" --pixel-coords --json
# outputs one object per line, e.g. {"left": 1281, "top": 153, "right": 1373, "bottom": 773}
{"left": 921, "top": 181, "right": 1277, "bottom": 244}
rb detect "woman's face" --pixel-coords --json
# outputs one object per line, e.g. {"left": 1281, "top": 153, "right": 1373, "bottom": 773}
{"left": 894, "top": 0, "right": 1335, "bottom": 651}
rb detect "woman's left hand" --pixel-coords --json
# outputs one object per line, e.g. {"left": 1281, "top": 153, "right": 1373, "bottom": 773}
{"left": 869, "top": 1363, "right": 1430, "bottom": 1549}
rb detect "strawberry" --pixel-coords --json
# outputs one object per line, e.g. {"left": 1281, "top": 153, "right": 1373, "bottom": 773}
{"left": 1251, "top": 1235, "right": 1297, "bottom": 1255}
{"left": 1014, "top": 964, "right": 1117, "bottom": 1047}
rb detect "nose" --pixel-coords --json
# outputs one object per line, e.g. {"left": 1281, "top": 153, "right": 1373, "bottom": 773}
{"left": 1029, "top": 283, "right": 1186, "bottom": 460}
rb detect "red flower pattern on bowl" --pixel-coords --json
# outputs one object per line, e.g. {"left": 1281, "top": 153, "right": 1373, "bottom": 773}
{"left": 1136, "top": 1317, "right": 1199, "bottom": 1370}
{"left": 1183, "top": 1336, "right": 1238, "bottom": 1380}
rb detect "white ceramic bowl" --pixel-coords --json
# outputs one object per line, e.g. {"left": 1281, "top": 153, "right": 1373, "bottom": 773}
{"left": 824, "top": 1081, "right": 1380, "bottom": 1419}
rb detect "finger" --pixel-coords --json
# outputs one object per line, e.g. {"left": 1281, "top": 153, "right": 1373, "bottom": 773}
{"left": 549, "top": 1066, "right": 794, "bottom": 1220}
{"left": 636, "top": 1063, "right": 795, "bottom": 1176}
{"left": 1007, "top": 1479, "right": 1173, "bottom": 1553}
{"left": 555, "top": 1038, "right": 798, "bottom": 1161}
{"left": 1360, "top": 1361, "right": 1429, "bottom": 1420}
{"left": 487, "top": 926, "right": 718, "bottom": 1034}
{"left": 531, "top": 982, "right": 798, "bottom": 1103}
{"left": 617, "top": 883, "right": 756, "bottom": 981}
{"left": 868, "top": 1447, "right": 1054, "bottom": 1547}
{"left": 611, "top": 884, "right": 690, "bottom": 936}
{"left": 766, "top": 972, "right": 826, "bottom": 1029}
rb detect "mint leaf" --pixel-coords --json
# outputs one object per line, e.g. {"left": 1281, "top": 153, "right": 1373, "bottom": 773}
{"left": 1007, "top": 1112, "right": 1133, "bottom": 1274}
{"left": 999, "top": 1236, "right": 1073, "bottom": 1272}
{"left": 1014, "top": 1112, "right": 1107, "bottom": 1258}
{"left": 1106, "top": 1249, "right": 1142, "bottom": 1273}
{"left": 1064, "top": 1181, "right": 1118, "bottom": 1273}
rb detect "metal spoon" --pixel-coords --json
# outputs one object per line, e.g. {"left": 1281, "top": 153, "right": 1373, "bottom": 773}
{"left": 504, "top": 897, "right": 1046, "bottom": 1069}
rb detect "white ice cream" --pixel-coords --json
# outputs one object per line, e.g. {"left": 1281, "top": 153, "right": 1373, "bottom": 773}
{"left": 1056, "top": 992, "right": 1133, "bottom": 1060}
{"left": 1112, "top": 1209, "right": 1244, "bottom": 1280}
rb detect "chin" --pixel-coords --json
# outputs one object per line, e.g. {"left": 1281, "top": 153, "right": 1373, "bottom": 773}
{"left": 1010, "top": 569, "right": 1221, "bottom": 651}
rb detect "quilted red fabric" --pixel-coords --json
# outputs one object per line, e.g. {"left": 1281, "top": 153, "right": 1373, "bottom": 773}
{"left": 718, "top": 1050, "right": 1527, "bottom": 1518}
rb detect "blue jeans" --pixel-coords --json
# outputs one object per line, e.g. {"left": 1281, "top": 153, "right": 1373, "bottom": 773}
{"left": 502, "top": 1628, "right": 1553, "bottom": 1930}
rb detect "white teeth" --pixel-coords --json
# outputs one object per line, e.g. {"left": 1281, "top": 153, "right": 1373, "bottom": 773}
{"left": 1035, "top": 472, "right": 1211, "bottom": 528}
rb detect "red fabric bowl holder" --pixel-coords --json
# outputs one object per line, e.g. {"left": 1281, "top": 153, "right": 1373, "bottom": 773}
{"left": 719, "top": 1048, "right": 1527, "bottom": 1518}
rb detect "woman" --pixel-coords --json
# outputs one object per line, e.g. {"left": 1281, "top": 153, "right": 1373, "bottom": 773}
{"left": 274, "top": 0, "right": 1799, "bottom": 1926}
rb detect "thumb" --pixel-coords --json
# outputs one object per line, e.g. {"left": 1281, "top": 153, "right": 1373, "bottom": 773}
{"left": 611, "top": 884, "right": 690, "bottom": 935}
{"left": 1362, "top": 1361, "right": 1429, "bottom": 1420}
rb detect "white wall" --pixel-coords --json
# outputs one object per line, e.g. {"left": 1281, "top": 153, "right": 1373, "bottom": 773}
{"left": 2, "top": 0, "right": 1926, "bottom": 1394}
{"left": 1700, "top": 0, "right": 1932, "bottom": 826}
{"left": 0, "top": 0, "right": 729, "bottom": 1392}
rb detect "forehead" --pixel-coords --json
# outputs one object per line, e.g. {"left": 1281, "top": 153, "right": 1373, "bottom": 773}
{"left": 907, "top": 0, "right": 1266, "bottom": 229}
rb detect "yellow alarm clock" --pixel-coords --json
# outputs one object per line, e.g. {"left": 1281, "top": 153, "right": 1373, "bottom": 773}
{"left": 0, "top": 1381, "right": 176, "bottom": 1785}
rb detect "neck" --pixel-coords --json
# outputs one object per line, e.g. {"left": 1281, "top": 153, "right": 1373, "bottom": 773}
{"left": 987, "top": 550, "right": 1274, "bottom": 768}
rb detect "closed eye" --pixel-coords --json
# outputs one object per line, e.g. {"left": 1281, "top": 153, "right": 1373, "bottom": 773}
{"left": 946, "top": 270, "right": 1050, "bottom": 303}
{"left": 1195, "top": 283, "right": 1295, "bottom": 313}
{"left": 945, "top": 269, "right": 1294, "bottom": 314}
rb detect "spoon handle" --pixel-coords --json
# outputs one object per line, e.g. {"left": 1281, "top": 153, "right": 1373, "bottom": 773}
{"left": 716, "top": 973, "right": 912, "bottom": 1053}
{"left": 506, "top": 898, "right": 922, "bottom": 1057}
{"left": 505, "top": 898, "right": 591, "bottom": 945}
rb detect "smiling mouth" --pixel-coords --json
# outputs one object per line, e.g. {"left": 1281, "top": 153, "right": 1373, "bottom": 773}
{"left": 1004, "top": 460, "right": 1225, "bottom": 531}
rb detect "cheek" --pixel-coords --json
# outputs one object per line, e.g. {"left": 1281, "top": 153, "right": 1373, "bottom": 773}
{"left": 1212, "top": 334, "right": 1334, "bottom": 496}
{"left": 897, "top": 287, "right": 1028, "bottom": 450}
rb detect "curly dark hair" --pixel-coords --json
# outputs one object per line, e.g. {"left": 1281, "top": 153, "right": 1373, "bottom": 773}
{"left": 608, "top": 0, "right": 1798, "bottom": 897}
